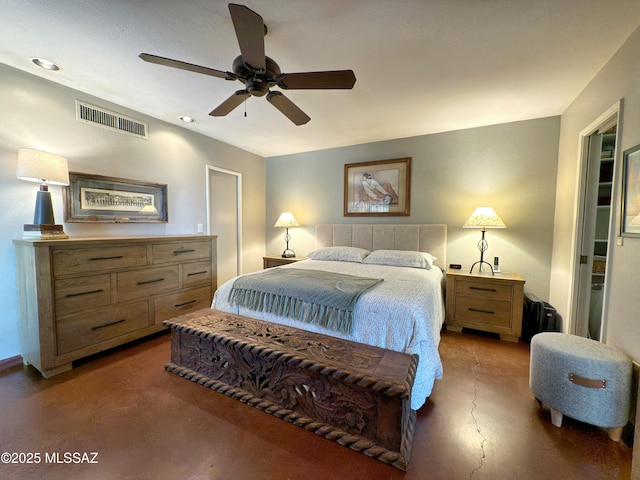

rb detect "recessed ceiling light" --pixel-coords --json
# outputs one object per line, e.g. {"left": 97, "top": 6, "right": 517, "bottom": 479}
{"left": 31, "top": 57, "right": 61, "bottom": 71}
{"left": 179, "top": 116, "right": 195, "bottom": 123}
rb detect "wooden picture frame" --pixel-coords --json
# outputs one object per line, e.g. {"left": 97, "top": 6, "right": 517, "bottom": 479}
{"left": 344, "top": 157, "right": 411, "bottom": 216}
{"left": 621, "top": 143, "right": 640, "bottom": 236}
{"left": 63, "top": 172, "right": 168, "bottom": 223}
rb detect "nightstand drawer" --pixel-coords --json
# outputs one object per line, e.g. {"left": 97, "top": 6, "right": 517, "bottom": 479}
{"left": 454, "top": 296, "right": 512, "bottom": 328}
{"left": 263, "top": 255, "right": 307, "bottom": 269}
{"left": 456, "top": 279, "right": 513, "bottom": 301}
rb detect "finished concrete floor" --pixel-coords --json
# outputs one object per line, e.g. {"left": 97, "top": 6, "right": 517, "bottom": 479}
{"left": 0, "top": 329, "right": 632, "bottom": 480}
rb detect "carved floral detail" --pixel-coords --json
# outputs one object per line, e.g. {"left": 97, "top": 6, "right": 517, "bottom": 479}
{"left": 179, "top": 332, "right": 377, "bottom": 436}
{"left": 193, "top": 314, "right": 382, "bottom": 371}
{"left": 165, "top": 309, "right": 417, "bottom": 470}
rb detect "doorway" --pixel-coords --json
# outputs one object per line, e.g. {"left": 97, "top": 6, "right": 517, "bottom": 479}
{"left": 573, "top": 103, "right": 620, "bottom": 341}
{"left": 206, "top": 165, "right": 242, "bottom": 286}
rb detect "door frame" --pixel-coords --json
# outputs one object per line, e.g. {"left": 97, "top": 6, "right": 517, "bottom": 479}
{"left": 569, "top": 100, "right": 621, "bottom": 340}
{"left": 205, "top": 165, "right": 243, "bottom": 276}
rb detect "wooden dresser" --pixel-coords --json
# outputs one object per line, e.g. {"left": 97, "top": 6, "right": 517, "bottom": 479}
{"left": 445, "top": 269, "right": 525, "bottom": 342}
{"left": 13, "top": 235, "right": 217, "bottom": 377}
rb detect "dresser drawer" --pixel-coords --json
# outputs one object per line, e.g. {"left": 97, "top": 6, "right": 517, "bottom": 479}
{"left": 56, "top": 301, "right": 149, "bottom": 355}
{"left": 456, "top": 279, "right": 513, "bottom": 301}
{"left": 53, "top": 245, "right": 148, "bottom": 276}
{"left": 117, "top": 266, "right": 179, "bottom": 302}
{"left": 152, "top": 241, "right": 211, "bottom": 264}
{"left": 182, "top": 261, "right": 213, "bottom": 288}
{"left": 454, "top": 296, "right": 512, "bottom": 328}
{"left": 54, "top": 274, "right": 112, "bottom": 317}
{"left": 154, "top": 286, "right": 212, "bottom": 324}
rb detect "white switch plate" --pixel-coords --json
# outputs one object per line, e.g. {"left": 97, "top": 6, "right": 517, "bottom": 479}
{"left": 197, "top": 223, "right": 203, "bottom": 233}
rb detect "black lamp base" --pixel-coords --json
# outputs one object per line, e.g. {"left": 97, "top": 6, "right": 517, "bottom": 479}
{"left": 469, "top": 259, "right": 494, "bottom": 274}
{"left": 281, "top": 227, "right": 295, "bottom": 258}
{"left": 33, "top": 186, "right": 56, "bottom": 225}
{"left": 23, "top": 185, "right": 68, "bottom": 239}
{"left": 468, "top": 228, "right": 494, "bottom": 275}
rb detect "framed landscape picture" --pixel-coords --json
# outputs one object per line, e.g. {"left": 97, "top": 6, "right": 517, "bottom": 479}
{"left": 63, "top": 172, "right": 168, "bottom": 223}
{"left": 344, "top": 157, "right": 411, "bottom": 216}
{"left": 622, "top": 143, "right": 640, "bottom": 236}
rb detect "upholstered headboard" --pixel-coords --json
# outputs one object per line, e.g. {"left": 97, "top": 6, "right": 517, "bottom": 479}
{"left": 315, "top": 224, "right": 447, "bottom": 271}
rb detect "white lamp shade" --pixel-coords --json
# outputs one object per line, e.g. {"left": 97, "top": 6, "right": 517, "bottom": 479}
{"left": 274, "top": 212, "right": 300, "bottom": 228}
{"left": 17, "top": 149, "right": 69, "bottom": 186}
{"left": 463, "top": 207, "right": 506, "bottom": 229}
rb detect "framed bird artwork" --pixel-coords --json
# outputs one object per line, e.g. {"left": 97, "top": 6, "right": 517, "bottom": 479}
{"left": 344, "top": 157, "right": 411, "bottom": 216}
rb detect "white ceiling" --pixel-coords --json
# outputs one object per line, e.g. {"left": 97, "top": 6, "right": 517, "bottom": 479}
{"left": 1, "top": 0, "right": 640, "bottom": 157}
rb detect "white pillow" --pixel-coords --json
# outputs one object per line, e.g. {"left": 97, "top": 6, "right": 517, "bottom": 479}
{"left": 307, "top": 246, "right": 371, "bottom": 263}
{"left": 363, "top": 249, "right": 436, "bottom": 269}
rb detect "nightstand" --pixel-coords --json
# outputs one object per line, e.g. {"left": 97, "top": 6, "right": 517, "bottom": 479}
{"left": 445, "top": 269, "right": 525, "bottom": 342}
{"left": 263, "top": 255, "right": 308, "bottom": 269}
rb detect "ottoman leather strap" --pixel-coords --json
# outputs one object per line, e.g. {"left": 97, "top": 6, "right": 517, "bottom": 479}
{"left": 568, "top": 373, "right": 607, "bottom": 389}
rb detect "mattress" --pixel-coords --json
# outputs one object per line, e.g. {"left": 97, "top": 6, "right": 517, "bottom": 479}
{"left": 212, "top": 258, "right": 445, "bottom": 410}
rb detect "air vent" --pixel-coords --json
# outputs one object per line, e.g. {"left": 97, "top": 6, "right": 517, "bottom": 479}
{"left": 76, "top": 101, "right": 149, "bottom": 139}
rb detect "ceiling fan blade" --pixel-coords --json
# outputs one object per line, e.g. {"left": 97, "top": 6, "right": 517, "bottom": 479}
{"left": 209, "top": 90, "right": 251, "bottom": 116}
{"left": 139, "top": 53, "right": 234, "bottom": 80}
{"left": 266, "top": 91, "right": 310, "bottom": 126}
{"left": 277, "top": 70, "right": 356, "bottom": 90}
{"left": 228, "top": 4, "right": 266, "bottom": 72}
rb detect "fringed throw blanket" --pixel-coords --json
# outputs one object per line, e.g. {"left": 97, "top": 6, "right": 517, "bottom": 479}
{"left": 228, "top": 268, "right": 383, "bottom": 334}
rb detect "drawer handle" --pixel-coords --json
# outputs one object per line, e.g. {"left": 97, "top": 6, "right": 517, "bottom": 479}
{"left": 173, "top": 249, "right": 196, "bottom": 255}
{"left": 89, "top": 255, "right": 124, "bottom": 261}
{"left": 91, "top": 319, "right": 126, "bottom": 331}
{"left": 469, "top": 286, "right": 497, "bottom": 292}
{"left": 65, "top": 289, "right": 105, "bottom": 298}
{"left": 187, "top": 270, "right": 208, "bottom": 276}
{"left": 175, "top": 299, "right": 198, "bottom": 308}
{"left": 468, "top": 307, "right": 495, "bottom": 315}
{"left": 137, "top": 278, "right": 165, "bottom": 285}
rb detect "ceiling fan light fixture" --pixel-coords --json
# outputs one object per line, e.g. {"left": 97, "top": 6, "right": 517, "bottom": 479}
{"left": 31, "top": 57, "right": 61, "bottom": 71}
{"left": 139, "top": 3, "right": 356, "bottom": 125}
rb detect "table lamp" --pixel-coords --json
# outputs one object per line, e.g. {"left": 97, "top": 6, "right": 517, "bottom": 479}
{"left": 463, "top": 206, "right": 506, "bottom": 274}
{"left": 274, "top": 212, "right": 299, "bottom": 258}
{"left": 16, "top": 149, "right": 70, "bottom": 239}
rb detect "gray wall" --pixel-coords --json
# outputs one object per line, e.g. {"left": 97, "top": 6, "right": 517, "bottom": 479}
{"left": 0, "top": 64, "right": 266, "bottom": 360}
{"left": 266, "top": 116, "right": 560, "bottom": 301}
{"left": 551, "top": 24, "right": 640, "bottom": 360}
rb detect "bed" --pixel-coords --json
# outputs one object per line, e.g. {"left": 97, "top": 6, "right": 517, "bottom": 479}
{"left": 212, "top": 224, "right": 447, "bottom": 411}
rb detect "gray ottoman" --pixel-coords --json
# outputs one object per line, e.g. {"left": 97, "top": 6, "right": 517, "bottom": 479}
{"left": 529, "top": 332, "right": 632, "bottom": 442}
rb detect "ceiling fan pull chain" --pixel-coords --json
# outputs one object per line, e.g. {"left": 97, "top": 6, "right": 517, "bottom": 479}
{"left": 244, "top": 99, "right": 247, "bottom": 117}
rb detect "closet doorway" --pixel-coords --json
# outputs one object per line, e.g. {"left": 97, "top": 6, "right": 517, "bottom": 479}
{"left": 206, "top": 165, "right": 242, "bottom": 286}
{"left": 573, "top": 103, "right": 620, "bottom": 341}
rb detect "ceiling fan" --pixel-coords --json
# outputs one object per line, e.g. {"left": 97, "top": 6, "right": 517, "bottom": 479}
{"left": 139, "top": 3, "right": 356, "bottom": 125}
